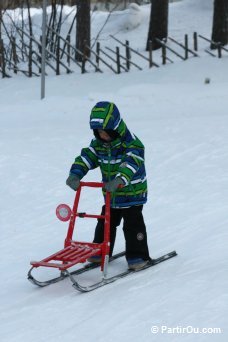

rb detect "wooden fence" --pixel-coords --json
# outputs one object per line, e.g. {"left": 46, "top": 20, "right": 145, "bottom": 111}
{"left": 0, "top": 30, "right": 227, "bottom": 79}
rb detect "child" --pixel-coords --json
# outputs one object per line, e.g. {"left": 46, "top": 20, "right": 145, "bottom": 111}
{"left": 66, "top": 101, "right": 150, "bottom": 270}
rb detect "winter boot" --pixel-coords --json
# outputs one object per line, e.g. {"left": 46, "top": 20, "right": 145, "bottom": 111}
{"left": 87, "top": 255, "right": 102, "bottom": 263}
{"left": 127, "top": 258, "right": 149, "bottom": 271}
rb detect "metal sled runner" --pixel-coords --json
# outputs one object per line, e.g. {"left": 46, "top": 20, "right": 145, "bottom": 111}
{"left": 28, "top": 181, "right": 178, "bottom": 292}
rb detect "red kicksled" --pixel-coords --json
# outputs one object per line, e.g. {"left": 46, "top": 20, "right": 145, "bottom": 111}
{"left": 28, "top": 182, "right": 117, "bottom": 289}
{"left": 28, "top": 181, "right": 177, "bottom": 292}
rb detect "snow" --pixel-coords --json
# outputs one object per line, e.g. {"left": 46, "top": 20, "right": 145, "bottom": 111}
{"left": 0, "top": 0, "right": 228, "bottom": 341}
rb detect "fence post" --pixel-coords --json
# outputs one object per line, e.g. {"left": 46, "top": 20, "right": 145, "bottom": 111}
{"left": 28, "top": 37, "right": 32, "bottom": 77}
{"left": 81, "top": 55, "right": 85, "bottom": 74}
{"left": 39, "top": 36, "right": 42, "bottom": 73}
{"left": 0, "top": 39, "right": 6, "bottom": 78}
{"left": 67, "top": 34, "right": 70, "bottom": 66}
{"left": 148, "top": 40, "right": 153, "bottom": 68}
{"left": 81, "top": 44, "right": 86, "bottom": 74}
{"left": 21, "top": 28, "right": 25, "bottom": 61}
{"left": 162, "top": 45, "right": 166, "bottom": 65}
{"left": 56, "top": 35, "right": 60, "bottom": 75}
{"left": 116, "top": 46, "right": 121, "bottom": 74}
{"left": 12, "top": 37, "right": 18, "bottom": 74}
{"left": 193, "top": 32, "right": 198, "bottom": 51}
{"left": 217, "top": 43, "right": 222, "bottom": 58}
{"left": 184, "top": 34, "right": 189, "bottom": 60}
{"left": 96, "top": 42, "right": 100, "bottom": 72}
{"left": 126, "top": 40, "right": 130, "bottom": 71}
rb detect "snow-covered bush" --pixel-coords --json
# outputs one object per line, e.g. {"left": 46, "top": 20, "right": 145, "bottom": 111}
{"left": 123, "top": 3, "right": 142, "bottom": 30}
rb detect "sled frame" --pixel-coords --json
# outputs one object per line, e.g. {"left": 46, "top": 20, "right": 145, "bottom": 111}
{"left": 30, "top": 182, "right": 111, "bottom": 278}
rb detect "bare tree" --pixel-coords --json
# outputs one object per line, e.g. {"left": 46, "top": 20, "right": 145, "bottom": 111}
{"left": 146, "top": 0, "right": 169, "bottom": 51}
{"left": 75, "top": 0, "right": 91, "bottom": 61}
{"left": 211, "top": 0, "right": 228, "bottom": 49}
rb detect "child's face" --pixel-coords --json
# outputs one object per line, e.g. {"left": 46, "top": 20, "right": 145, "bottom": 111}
{"left": 98, "top": 129, "right": 112, "bottom": 142}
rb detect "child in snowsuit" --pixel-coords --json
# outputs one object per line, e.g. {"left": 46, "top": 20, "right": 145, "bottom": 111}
{"left": 66, "top": 102, "right": 150, "bottom": 270}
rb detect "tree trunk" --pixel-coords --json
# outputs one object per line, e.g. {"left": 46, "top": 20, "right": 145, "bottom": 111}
{"left": 146, "top": 0, "right": 169, "bottom": 51}
{"left": 0, "top": 4, "right": 2, "bottom": 42}
{"left": 76, "top": 0, "right": 91, "bottom": 61}
{"left": 211, "top": 0, "right": 228, "bottom": 49}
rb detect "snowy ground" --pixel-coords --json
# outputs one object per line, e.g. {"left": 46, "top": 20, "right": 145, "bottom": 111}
{"left": 0, "top": 1, "right": 228, "bottom": 342}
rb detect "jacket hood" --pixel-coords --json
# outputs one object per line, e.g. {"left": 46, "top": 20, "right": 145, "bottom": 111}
{"left": 90, "top": 102, "right": 127, "bottom": 138}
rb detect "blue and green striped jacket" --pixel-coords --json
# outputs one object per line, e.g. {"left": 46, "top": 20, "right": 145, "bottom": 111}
{"left": 70, "top": 102, "right": 147, "bottom": 208}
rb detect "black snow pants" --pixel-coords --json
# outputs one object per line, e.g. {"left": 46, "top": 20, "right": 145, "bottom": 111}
{"left": 93, "top": 205, "right": 150, "bottom": 260}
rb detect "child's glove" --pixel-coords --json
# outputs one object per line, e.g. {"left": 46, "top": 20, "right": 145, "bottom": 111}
{"left": 66, "top": 174, "right": 80, "bottom": 191}
{"left": 104, "top": 177, "right": 124, "bottom": 192}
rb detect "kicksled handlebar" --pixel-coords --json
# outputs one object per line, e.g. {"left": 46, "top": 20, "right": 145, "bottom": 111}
{"left": 80, "top": 181, "right": 104, "bottom": 188}
{"left": 79, "top": 181, "right": 124, "bottom": 189}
